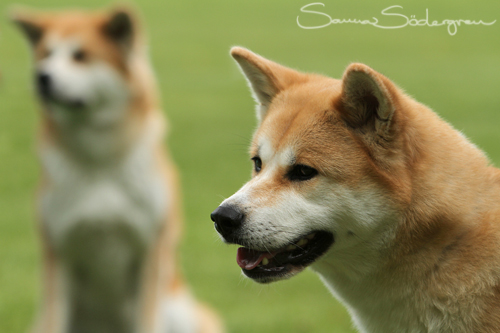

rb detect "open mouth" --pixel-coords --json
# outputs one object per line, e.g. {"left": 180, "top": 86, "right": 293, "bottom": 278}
{"left": 236, "top": 231, "right": 334, "bottom": 283}
{"left": 40, "top": 93, "right": 86, "bottom": 110}
{"left": 49, "top": 97, "right": 86, "bottom": 110}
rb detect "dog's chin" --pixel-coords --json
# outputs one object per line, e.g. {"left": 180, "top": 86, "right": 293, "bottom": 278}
{"left": 236, "top": 231, "right": 334, "bottom": 284}
{"left": 41, "top": 93, "right": 87, "bottom": 111}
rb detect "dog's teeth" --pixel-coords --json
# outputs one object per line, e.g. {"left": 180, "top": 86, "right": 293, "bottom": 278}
{"left": 297, "top": 238, "right": 308, "bottom": 247}
{"left": 307, "top": 233, "right": 315, "bottom": 240}
{"left": 286, "top": 244, "right": 296, "bottom": 251}
{"left": 262, "top": 257, "right": 269, "bottom": 265}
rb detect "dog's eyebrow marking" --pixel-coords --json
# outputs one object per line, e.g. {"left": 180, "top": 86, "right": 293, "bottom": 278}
{"left": 278, "top": 147, "right": 296, "bottom": 167}
{"left": 257, "top": 136, "right": 274, "bottom": 162}
{"left": 257, "top": 137, "right": 296, "bottom": 168}
{"left": 253, "top": 146, "right": 260, "bottom": 158}
{"left": 46, "top": 34, "right": 81, "bottom": 52}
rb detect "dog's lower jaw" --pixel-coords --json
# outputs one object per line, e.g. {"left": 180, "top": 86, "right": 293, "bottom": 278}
{"left": 46, "top": 105, "right": 135, "bottom": 164}
{"left": 235, "top": 231, "right": 335, "bottom": 283}
{"left": 242, "top": 265, "right": 304, "bottom": 284}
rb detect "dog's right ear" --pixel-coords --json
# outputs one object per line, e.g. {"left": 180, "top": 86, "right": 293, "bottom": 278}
{"left": 103, "top": 8, "right": 136, "bottom": 53}
{"left": 335, "top": 63, "right": 401, "bottom": 142}
{"left": 230, "top": 47, "right": 304, "bottom": 123}
{"left": 10, "top": 8, "right": 45, "bottom": 45}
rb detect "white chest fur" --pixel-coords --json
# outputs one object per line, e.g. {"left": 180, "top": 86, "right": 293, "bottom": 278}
{"left": 40, "top": 137, "right": 168, "bottom": 251}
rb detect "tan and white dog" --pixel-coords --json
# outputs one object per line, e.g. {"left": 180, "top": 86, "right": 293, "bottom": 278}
{"left": 211, "top": 47, "right": 500, "bottom": 332}
{"left": 13, "top": 7, "right": 223, "bottom": 333}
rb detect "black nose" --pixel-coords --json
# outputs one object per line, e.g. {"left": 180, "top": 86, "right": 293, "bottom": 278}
{"left": 211, "top": 205, "right": 244, "bottom": 236}
{"left": 37, "top": 72, "right": 51, "bottom": 98}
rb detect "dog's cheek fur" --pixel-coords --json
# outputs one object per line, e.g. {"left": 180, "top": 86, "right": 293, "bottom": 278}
{"left": 226, "top": 167, "right": 396, "bottom": 255}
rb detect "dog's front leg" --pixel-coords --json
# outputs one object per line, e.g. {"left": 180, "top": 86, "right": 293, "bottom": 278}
{"left": 31, "top": 235, "right": 67, "bottom": 333}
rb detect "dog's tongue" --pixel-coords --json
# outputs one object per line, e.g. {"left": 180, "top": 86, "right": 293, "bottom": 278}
{"left": 237, "top": 247, "right": 266, "bottom": 270}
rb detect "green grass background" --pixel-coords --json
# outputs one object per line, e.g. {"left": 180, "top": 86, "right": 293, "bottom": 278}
{"left": 0, "top": 0, "right": 499, "bottom": 332}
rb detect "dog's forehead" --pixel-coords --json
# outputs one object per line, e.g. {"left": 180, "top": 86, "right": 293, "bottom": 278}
{"left": 36, "top": 12, "right": 110, "bottom": 52}
{"left": 44, "top": 12, "right": 106, "bottom": 36}
{"left": 45, "top": 33, "right": 80, "bottom": 51}
{"left": 252, "top": 78, "right": 343, "bottom": 163}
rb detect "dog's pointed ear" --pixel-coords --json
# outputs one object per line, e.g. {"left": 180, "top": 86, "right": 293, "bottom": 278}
{"left": 102, "top": 8, "right": 136, "bottom": 51}
{"left": 335, "top": 63, "right": 399, "bottom": 139}
{"left": 10, "top": 8, "right": 45, "bottom": 45}
{"left": 230, "top": 47, "right": 304, "bottom": 123}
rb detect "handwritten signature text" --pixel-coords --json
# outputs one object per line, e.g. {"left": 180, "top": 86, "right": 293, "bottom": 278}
{"left": 297, "top": 3, "right": 496, "bottom": 36}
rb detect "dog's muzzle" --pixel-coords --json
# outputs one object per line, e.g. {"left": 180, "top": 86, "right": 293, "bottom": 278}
{"left": 210, "top": 205, "right": 244, "bottom": 241}
{"left": 37, "top": 72, "right": 52, "bottom": 100}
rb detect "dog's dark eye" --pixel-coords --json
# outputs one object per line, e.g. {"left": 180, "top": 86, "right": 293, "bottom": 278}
{"left": 42, "top": 48, "right": 52, "bottom": 58}
{"left": 73, "top": 49, "right": 87, "bottom": 62}
{"left": 288, "top": 164, "right": 318, "bottom": 181}
{"left": 252, "top": 157, "right": 262, "bottom": 173}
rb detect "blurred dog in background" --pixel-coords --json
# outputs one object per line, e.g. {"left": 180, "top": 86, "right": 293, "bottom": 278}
{"left": 13, "top": 7, "right": 223, "bottom": 333}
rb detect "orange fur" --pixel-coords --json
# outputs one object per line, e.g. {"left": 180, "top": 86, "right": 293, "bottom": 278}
{"left": 221, "top": 47, "right": 500, "bottom": 332}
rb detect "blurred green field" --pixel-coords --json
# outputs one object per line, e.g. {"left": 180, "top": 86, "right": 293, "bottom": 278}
{"left": 0, "top": 0, "right": 499, "bottom": 332}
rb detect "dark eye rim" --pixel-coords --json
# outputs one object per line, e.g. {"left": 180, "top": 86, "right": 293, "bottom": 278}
{"left": 43, "top": 49, "right": 52, "bottom": 58}
{"left": 287, "top": 164, "right": 318, "bottom": 181}
{"left": 251, "top": 156, "right": 262, "bottom": 172}
{"left": 73, "top": 49, "right": 87, "bottom": 62}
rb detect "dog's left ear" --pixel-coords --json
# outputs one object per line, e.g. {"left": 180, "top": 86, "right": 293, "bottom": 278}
{"left": 103, "top": 8, "right": 135, "bottom": 52}
{"left": 231, "top": 47, "right": 306, "bottom": 123}
{"left": 335, "top": 63, "right": 400, "bottom": 141}
{"left": 10, "top": 9, "right": 45, "bottom": 46}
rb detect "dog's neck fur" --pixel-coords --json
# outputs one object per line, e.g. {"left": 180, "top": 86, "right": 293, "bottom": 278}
{"left": 42, "top": 108, "right": 132, "bottom": 165}
{"left": 313, "top": 101, "right": 500, "bottom": 332}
